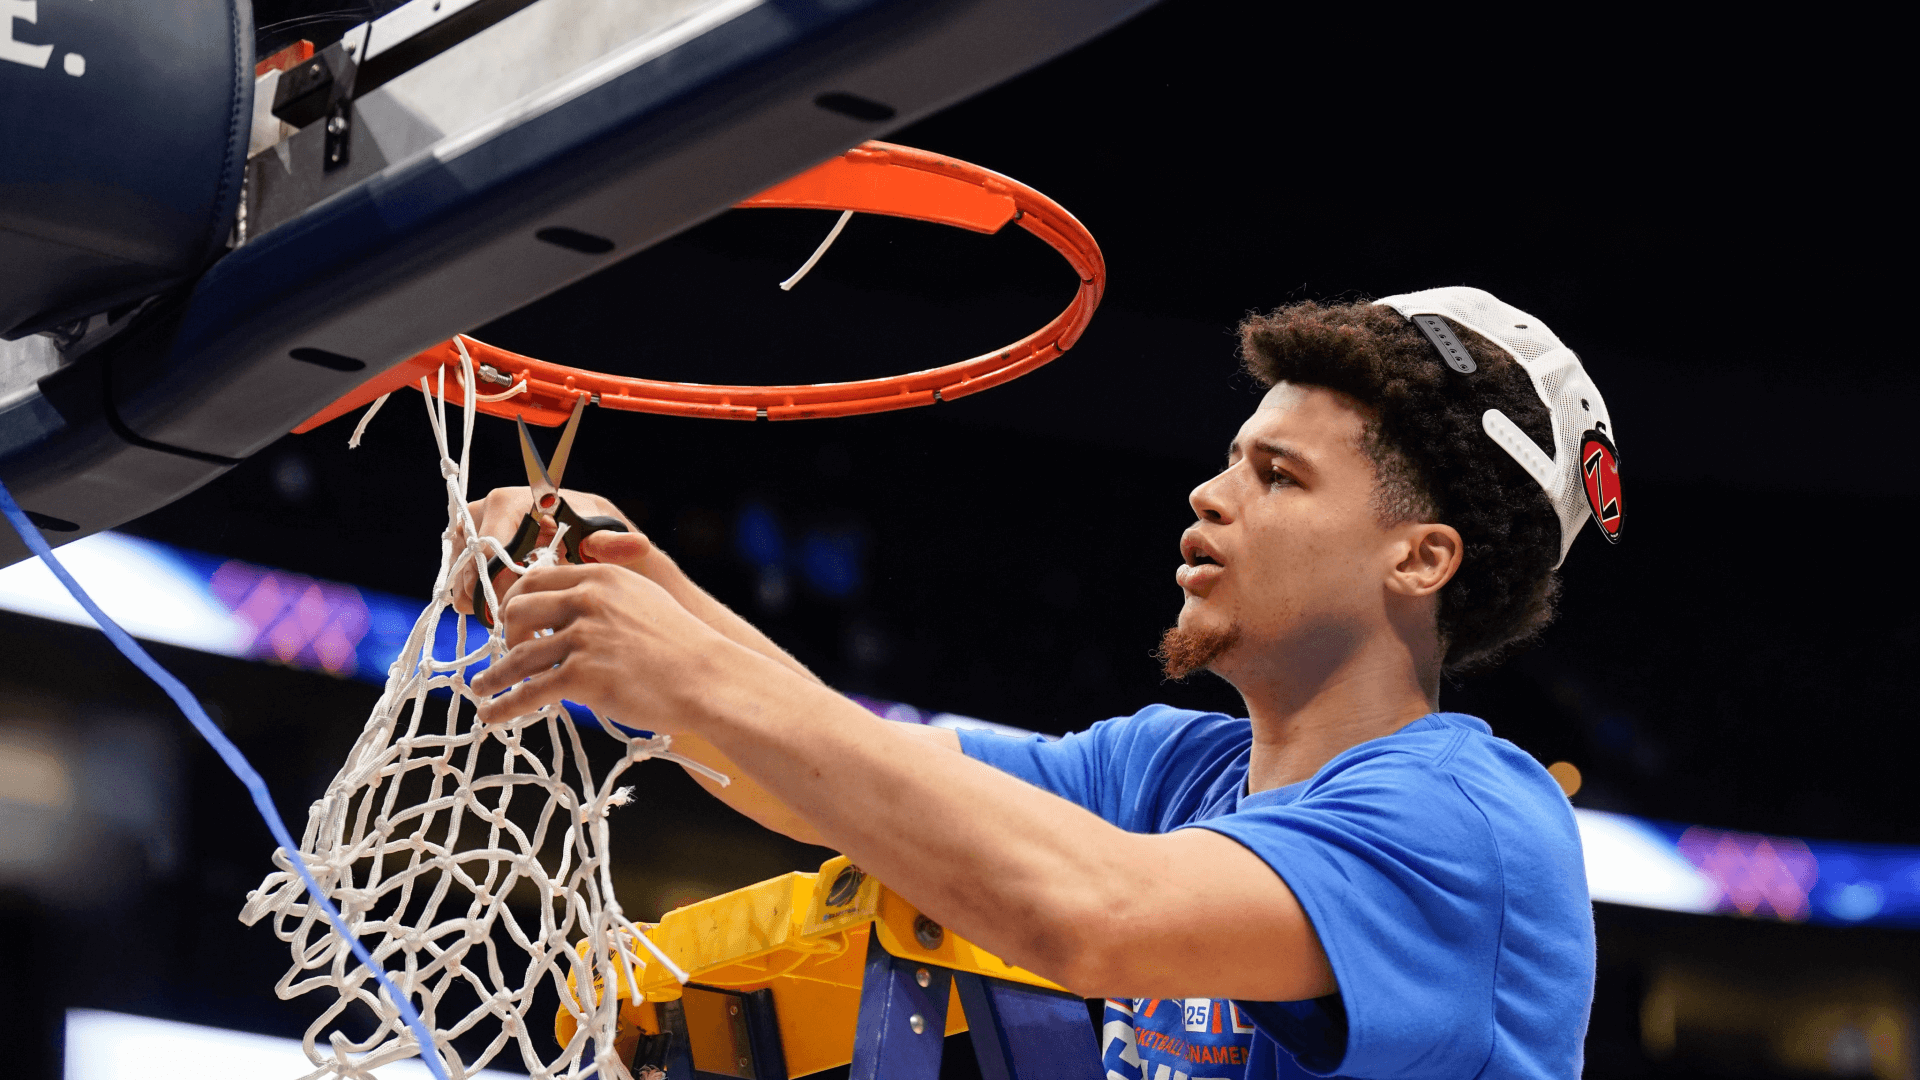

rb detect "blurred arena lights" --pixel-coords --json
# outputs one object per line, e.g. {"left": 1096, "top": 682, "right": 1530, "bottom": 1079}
{"left": 0, "top": 532, "right": 252, "bottom": 657}
{"left": 0, "top": 531, "right": 429, "bottom": 682}
{"left": 4, "top": 532, "right": 1919, "bottom": 930}
{"left": 63, "top": 1009, "right": 523, "bottom": 1080}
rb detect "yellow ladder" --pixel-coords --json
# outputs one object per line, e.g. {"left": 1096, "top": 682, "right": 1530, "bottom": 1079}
{"left": 558, "top": 854, "right": 1100, "bottom": 1078}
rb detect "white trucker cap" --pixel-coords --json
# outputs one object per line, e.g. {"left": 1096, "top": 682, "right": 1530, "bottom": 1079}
{"left": 1372, "top": 286, "right": 1621, "bottom": 566}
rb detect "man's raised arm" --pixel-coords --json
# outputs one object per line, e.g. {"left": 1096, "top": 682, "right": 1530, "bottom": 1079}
{"left": 451, "top": 486, "right": 961, "bottom": 845}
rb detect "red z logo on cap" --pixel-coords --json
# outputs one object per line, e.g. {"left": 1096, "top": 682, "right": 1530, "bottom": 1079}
{"left": 1580, "top": 429, "right": 1622, "bottom": 542}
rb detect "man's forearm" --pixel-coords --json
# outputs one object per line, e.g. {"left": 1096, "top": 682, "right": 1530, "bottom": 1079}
{"left": 625, "top": 545, "right": 834, "bottom": 838}
{"left": 657, "top": 728, "right": 828, "bottom": 845}
{"left": 684, "top": 644, "right": 1139, "bottom": 991}
{"left": 621, "top": 545, "right": 967, "bottom": 847}
{"left": 679, "top": 642, "right": 1335, "bottom": 1001}
{"left": 475, "top": 558, "right": 1332, "bottom": 1000}
{"left": 637, "top": 546, "right": 820, "bottom": 685}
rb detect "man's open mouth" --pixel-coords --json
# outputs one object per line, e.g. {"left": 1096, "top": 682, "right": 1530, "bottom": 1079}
{"left": 1177, "top": 533, "right": 1225, "bottom": 593}
{"left": 1180, "top": 531, "right": 1224, "bottom": 568}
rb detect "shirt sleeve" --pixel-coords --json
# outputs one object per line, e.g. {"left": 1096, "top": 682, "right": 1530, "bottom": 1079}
{"left": 1202, "top": 752, "right": 1503, "bottom": 1079}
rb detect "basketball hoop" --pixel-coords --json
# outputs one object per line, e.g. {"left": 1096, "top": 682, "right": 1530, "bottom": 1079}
{"left": 236, "top": 148, "right": 1101, "bottom": 1077}
{"left": 293, "top": 141, "right": 1104, "bottom": 431}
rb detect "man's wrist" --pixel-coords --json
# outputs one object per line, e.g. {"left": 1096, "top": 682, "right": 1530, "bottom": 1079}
{"left": 687, "top": 644, "right": 843, "bottom": 749}
{"left": 673, "top": 628, "right": 780, "bottom": 733}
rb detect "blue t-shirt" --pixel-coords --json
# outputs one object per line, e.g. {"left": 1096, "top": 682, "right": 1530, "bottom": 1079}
{"left": 956, "top": 706, "right": 1594, "bottom": 1080}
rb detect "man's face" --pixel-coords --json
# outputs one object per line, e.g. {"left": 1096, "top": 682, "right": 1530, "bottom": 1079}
{"left": 1166, "top": 382, "right": 1403, "bottom": 681}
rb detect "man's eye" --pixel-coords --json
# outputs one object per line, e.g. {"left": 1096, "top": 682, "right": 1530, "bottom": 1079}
{"left": 1269, "top": 466, "right": 1294, "bottom": 487}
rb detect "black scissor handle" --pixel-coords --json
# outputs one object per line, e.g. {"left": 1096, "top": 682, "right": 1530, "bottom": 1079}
{"left": 553, "top": 501, "right": 631, "bottom": 564}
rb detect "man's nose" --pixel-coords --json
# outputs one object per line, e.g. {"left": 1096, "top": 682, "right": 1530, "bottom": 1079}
{"left": 1189, "top": 472, "right": 1233, "bottom": 524}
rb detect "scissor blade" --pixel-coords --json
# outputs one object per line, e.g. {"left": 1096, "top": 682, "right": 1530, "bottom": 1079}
{"left": 517, "top": 415, "right": 556, "bottom": 498}
{"left": 547, "top": 395, "right": 588, "bottom": 490}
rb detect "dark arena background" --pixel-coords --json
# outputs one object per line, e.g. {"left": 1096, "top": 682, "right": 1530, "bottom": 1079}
{"left": 1, "top": 2, "right": 1909, "bottom": 1078}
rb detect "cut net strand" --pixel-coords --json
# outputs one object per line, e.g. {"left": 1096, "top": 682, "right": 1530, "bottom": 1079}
{"left": 778, "top": 209, "right": 853, "bottom": 291}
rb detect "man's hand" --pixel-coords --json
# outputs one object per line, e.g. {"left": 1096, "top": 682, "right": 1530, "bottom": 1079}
{"left": 454, "top": 485, "right": 846, "bottom": 843}
{"left": 469, "top": 561, "right": 729, "bottom": 728}
{"left": 452, "top": 487, "right": 814, "bottom": 686}
{"left": 450, "top": 487, "right": 646, "bottom": 616}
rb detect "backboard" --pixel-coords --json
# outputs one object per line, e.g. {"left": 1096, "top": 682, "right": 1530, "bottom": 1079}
{"left": 0, "top": 0, "right": 1154, "bottom": 567}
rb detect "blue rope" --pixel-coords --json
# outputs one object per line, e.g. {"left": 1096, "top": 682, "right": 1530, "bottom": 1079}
{"left": 0, "top": 480, "right": 450, "bottom": 1080}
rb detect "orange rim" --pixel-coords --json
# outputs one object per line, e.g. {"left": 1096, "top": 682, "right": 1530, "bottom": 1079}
{"left": 294, "top": 141, "right": 1104, "bottom": 430}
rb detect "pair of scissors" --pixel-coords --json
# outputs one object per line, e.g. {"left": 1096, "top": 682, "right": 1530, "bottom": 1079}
{"left": 472, "top": 396, "right": 630, "bottom": 628}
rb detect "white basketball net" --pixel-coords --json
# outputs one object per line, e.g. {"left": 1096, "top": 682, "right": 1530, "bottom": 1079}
{"left": 240, "top": 353, "right": 721, "bottom": 1079}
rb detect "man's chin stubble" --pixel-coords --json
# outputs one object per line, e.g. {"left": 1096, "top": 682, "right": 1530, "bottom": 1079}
{"left": 1155, "top": 622, "right": 1242, "bottom": 680}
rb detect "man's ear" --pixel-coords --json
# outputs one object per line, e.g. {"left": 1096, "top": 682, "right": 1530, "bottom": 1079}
{"left": 1386, "top": 522, "right": 1463, "bottom": 598}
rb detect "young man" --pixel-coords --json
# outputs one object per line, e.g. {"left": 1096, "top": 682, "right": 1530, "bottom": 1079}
{"left": 458, "top": 286, "right": 1622, "bottom": 1079}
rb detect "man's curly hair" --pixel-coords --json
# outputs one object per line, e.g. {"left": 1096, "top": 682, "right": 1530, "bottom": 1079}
{"left": 1239, "top": 300, "right": 1562, "bottom": 671}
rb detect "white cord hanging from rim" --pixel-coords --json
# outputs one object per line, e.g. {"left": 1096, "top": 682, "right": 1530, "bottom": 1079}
{"left": 779, "top": 210, "right": 853, "bottom": 290}
{"left": 240, "top": 348, "right": 720, "bottom": 1080}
